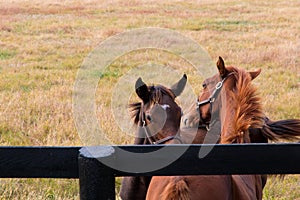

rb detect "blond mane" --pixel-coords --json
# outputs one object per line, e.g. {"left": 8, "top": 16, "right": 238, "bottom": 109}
{"left": 221, "top": 67, "right": 264, "bottom": 143}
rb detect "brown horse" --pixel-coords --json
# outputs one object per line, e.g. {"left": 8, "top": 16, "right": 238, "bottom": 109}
{"left": 119, "top": 74, "right": 187, "bottom": 200}
{"left": 147, "top": 57, "right": 266, "bottom": 200}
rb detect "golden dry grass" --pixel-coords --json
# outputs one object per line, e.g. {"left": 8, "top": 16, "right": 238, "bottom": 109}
{"left": 0, "top": 0, "right": 299, "bottom": 199}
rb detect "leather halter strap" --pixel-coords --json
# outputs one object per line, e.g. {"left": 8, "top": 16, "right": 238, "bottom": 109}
{"left": 142, "top": 121, "right": 183, "bottom": 145}
{"left": 197, "top": 72, "right": 235, "bottom": 129}
{"left": 197, "top": 72, "right": 235, "bottom": 108}
{"left": 153, "top": 135, "right": 183, "bottom": 144}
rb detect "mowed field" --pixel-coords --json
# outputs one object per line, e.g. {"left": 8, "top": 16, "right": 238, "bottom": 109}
{"left": 0, "top": 0, "right": 299, "bottom": 199}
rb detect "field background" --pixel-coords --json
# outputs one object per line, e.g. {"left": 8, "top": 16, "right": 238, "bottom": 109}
{"left": 0, "top": 0, "right": 299, "bottom": 199}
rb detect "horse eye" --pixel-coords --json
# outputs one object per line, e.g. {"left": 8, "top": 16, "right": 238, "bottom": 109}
{"left": 202, "top": 83, "right": 207, "bottom": 89}
{"left": 146, "top": 115, "right": 152, "bottom": 121}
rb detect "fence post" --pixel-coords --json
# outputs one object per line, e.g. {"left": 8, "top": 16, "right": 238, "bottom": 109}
{"left": 79, "top": 146, "right": 115, "bottom": 200}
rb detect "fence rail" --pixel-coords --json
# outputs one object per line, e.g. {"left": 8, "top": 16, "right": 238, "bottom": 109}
{"left": 79, "top": 143, "right": 300, "bottom": 200}
{"left": 0, "top": 144, "right": 299, "bottom": 200}
{"left": 0, "top": 146, "right": 80, "bottom": 178}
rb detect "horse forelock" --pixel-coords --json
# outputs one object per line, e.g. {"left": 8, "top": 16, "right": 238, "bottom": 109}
{"left": 149, "top": 85, "right": 176, "bottom": 103}
{"left": 222, "top": 67, "right": 264, "bottom": 143}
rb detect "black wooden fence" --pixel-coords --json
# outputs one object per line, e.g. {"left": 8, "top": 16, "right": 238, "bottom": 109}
{"left": 0, "top": 144, "right": 300, "bottom": 199}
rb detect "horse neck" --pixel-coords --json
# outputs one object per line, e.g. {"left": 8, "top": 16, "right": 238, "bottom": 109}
{"left": 219, "top": 71, "right": 264, "bottom": 144}
{"left": 218, "top": 91, "right": 235, "bottom": 143}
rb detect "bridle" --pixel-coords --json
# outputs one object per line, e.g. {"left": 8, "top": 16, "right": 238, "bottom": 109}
{"left": 140, "top": 102, "right": 183, "bottom": 145}
{"left": 197, "top": 73, "right": 235, "bottom": 130}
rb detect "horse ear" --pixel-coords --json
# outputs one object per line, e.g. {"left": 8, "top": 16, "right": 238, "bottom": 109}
{"left": 216, "top": 56, "right": 228, "bottom": 78}
{"left": 135, "top": 77, "right": 149, "bottom": 102}
{"left": 249, "top": 69, "right": 261, "bottom": 80}
{"left": 171, "top": 74, "right": 187, "bottom": 97}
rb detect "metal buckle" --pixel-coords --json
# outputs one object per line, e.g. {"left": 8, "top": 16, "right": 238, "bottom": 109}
{"left": 215, "top": 81, "right": 223, "bottom": 90}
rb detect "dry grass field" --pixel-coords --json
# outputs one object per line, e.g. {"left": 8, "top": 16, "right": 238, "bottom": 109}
{"left": 0, "top": 0, "right": 299, "bottom": 199}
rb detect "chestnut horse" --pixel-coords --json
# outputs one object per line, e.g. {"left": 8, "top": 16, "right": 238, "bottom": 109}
{"left": 182, "top": 59, "right": 300, "bottom": 143}
{"left": 119, "top": 74, "right": 187, "bottom": 200}
{"left": 146, "top": 57, "right": 300, "bottom": 200}
{"left": 146, "top": 57, "right": 265, "bottom": 200}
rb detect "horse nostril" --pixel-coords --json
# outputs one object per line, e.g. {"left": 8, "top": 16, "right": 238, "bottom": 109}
{"left": 184, "top": 118, "right": 188, "bottom": 126}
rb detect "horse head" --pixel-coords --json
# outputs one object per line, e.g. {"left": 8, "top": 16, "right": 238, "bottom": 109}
{"left": 130, "top": 74, "right": 187, "bottom": 145}
{"left": 197, "top": 56, "right": 263, "bottom": 144}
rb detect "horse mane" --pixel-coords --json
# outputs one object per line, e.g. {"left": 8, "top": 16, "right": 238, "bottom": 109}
{"left": 129, "top": 102, "right": 142, "bottom": 125}
{"left": 129, "top": 85, "right": 176, "bottom": 125}
{"left": 222, "top": 67, "right": 264, "bottom": 143}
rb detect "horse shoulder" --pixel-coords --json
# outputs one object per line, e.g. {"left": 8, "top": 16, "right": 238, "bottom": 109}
{"left": 146, "top": 176, "right": 190, "bottom": 200}
{"left": 231, "top": 175, "right": 263, "bottom": 200}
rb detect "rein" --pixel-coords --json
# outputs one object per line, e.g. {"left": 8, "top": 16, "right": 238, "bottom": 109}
{"left": 197, "top": 72, "right": 235, "bottom": 129}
